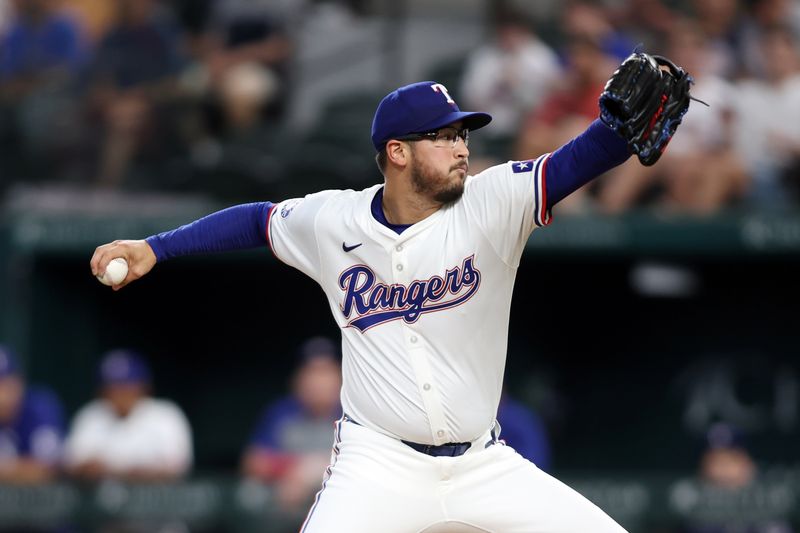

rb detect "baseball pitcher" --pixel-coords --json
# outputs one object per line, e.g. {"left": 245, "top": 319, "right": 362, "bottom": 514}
{"left": 91, "top": 53, "right": 693, "bottom": 532}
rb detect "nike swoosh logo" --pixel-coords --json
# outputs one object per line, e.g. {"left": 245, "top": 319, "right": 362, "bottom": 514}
{"left": 342, "top": 242, "right": 363, "bottom": 253}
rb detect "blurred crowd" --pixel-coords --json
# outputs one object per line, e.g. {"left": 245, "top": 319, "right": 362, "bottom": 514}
{"left": 463, "top": 0, "right": 800, "bottom": 214}
{"left": 1, "top": 0, "right": 800, "bottom": 213}
{"left": 0, "top": 338, "right": 555, "bottom": 531}
{"left": 1, "top": 336, "right": 794, "bottom": 532}
{"left": 0, "top": 0, "right": 302, "bottom": 201}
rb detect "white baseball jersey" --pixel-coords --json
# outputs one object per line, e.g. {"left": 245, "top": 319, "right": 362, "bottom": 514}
{"left": 267, "top": 156, "right": 551, "bottom": 446}
{"left": 266, "top": 156, "right": 628, "bottom": 533}
{"left": 64, "top": 398, "right": 193, "bottom": 475}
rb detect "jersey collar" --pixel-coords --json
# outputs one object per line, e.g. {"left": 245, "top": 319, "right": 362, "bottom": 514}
{"left": 370, "top": 187, "right": 412, "bottom": 235}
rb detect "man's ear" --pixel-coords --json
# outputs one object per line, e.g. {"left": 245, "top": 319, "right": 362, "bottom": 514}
{"left": 386, "top": 140, "right": 409, "bottom": 169}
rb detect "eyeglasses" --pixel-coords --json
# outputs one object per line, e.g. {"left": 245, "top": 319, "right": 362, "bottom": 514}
{"left": 396, "top": 127, "right": 470, "bottom": 148}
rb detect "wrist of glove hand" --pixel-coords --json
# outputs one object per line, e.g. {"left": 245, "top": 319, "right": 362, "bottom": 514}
{"left": 599, "top": 52, "right": 695, "bottom": 166}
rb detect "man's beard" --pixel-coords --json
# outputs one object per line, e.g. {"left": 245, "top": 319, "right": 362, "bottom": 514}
{"left": 410, "top": 158, "right": 466, "bottom": 204}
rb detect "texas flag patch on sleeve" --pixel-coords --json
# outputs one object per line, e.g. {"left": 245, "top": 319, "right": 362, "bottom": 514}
{"left": 512, "top": 160, "right": 535, "bottom": 173}
{"left": 510, "top": 156, "right": 552, "bottom": 228}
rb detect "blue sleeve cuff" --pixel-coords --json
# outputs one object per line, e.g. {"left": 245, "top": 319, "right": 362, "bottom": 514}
{"left": 145, "top": 235, "right": 167, "bottom": 263}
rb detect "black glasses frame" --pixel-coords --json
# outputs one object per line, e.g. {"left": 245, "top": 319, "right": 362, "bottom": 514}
{"left": 395, "top": 127, "right": 470, "bottom": 147}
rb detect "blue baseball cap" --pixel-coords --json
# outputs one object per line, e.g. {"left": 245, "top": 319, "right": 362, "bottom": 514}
{"left": 705, "top": 422, "right": 747, "bottom": 450}
{"left": 99, "top": 349, "right": 151, "bottom": 386}
{"left": 371, "top": 81, "right": 492, "bottom": 151}
{"left": 0, "top": 345, "right": 19, "bottom": 378}
{"left": 298, "top": 336, "right": 338, "bottom": 364}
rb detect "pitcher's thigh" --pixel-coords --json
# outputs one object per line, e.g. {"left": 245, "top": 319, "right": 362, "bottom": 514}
{"left": 452, "top": 446, "right": 628, "bottom": 533}
{"left": 300, "top": 477, "right": 445, "bottom": 533}
{"left": 300, "top": 456, "right": 442, "bottom": 533}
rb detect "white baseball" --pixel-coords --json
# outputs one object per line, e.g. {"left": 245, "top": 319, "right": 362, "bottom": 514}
{"left": 97, "top": 257, "right": 129, "bottom": 286}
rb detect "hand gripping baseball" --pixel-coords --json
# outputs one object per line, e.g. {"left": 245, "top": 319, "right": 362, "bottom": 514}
{"left": 599, "top": 52, "right": 697, "bottom": 166}
{"left": 90, "top": 240, "right": 157, "bottom": 290}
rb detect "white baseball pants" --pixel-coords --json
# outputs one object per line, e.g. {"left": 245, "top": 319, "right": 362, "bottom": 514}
{"left": 299, "top": 417, "right": 628, "bottom": 533}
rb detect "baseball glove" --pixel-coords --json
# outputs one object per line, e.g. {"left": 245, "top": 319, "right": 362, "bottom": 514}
{"left": 599, "top": 52, "right": 695, "bottom": 166}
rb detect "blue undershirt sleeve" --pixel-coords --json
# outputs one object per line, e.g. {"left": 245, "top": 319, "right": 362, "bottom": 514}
{"left": 545, "top": 119, "right": 631, "bottom": 210}
{"left": 145, "top": 202, "right": 274, "bottom": 262}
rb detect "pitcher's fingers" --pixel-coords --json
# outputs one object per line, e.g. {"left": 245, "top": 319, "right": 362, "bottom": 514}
{"left": 91, "top": 241, "right": 124, "bottom": 276}
{"left": 91, "top": 246, "right": 110, "bottom": 277}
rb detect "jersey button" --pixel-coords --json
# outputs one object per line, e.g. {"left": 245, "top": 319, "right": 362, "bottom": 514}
{"left": 423, "top": 383, "right": 431, "bottom": 391}
{"left": 410, "top": 336, "right": 418, "bottom": 343}
{"left": 437, "top": 430, "right": 445, "bottom": 438}
{"left": 395, "top": 244, "right": 403, "bottom": 252}
{"left": 396, "top": 264, "right": 403, "bottom": 271}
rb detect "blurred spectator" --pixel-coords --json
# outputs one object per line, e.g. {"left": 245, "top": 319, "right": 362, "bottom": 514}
{"left": 689, "top": 0, "right": 743, "bottom": 78}
{"left": 64, "top": 349, "right": 192, "bottom": 482}
{"left": 698, "top": 424, "right": 756, "bottom": 491}
{"left": 459, "top": 7, "right": 560, "bottom": 140}
{"left": 734, "top": 25, "right": 800, "bottom": 209}
{"left": 165, "top": 0, "right": 295, "bottom": 197}
{"left": 0, "top": 0, "right": 11, "bottom": 35}
{"left": 60, "top": 0, "right": 117, "bottom": 45}
{"left": 178, "top": 54, "right": 285, "bottom": 201}
{"left": 682, "top": 422, "right": 793, "bottom": 533}
{"left": 737, "top": 0, "right": 800, "bottom": 79}
{"left": 513, "top": 32, "right": 617, "bottom": 211}
{"left": 605, "top": 0, "right": 679, "bottom": 51}
{"left": 195, "top": 0, "right": 293, "bottom": 119}
{"left": 0, "top": 0, "right": 87, "bottom": 183}
{"left": 560, "top": 1, "right": 637, "bottom": 61}
{"left": 597, "top": 21, "right": 749, "bottom": 214}
{"left": 0, "top": 0, "right": 86, "bottom": 87}
{"left": 514, "top": 33, "right": 616, "bottom": 157}
{"left": 84, "top": 0, "right": 185, "bottom": 188}
{"left": 496, "top": 393, "right": 551, "bottom": 472}
{"left": 242, "top": 337, "right": 342, "bottom": 511}
{"left": 0, "top": 345, "right": 64, "bottom": 484}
